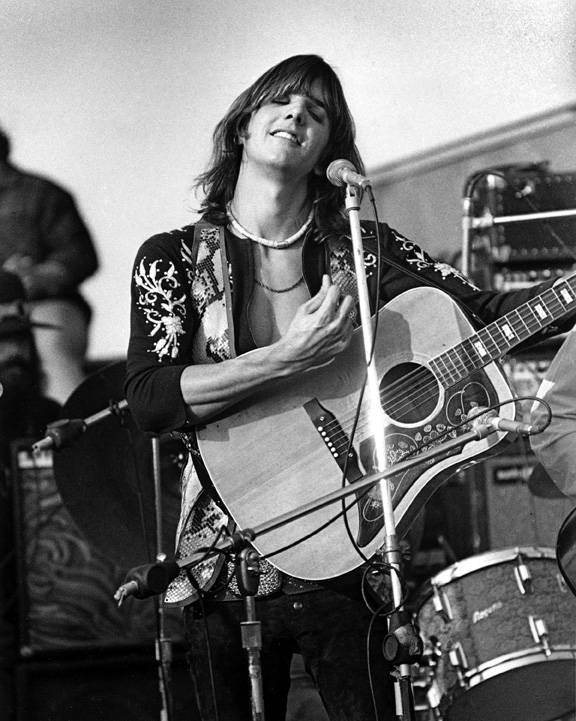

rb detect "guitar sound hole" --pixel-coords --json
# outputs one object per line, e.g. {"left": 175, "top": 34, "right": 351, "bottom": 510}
{"left": 380, "top": 362, "right": 439, "bottom": 425}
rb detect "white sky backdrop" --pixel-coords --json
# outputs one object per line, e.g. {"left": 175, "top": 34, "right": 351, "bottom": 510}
{"left": 2, "top": 0, "right": 576, "bottom": 359}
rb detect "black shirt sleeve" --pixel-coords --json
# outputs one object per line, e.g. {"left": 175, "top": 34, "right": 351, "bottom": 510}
{"left": 124, "top": 233, "right": 195, "bottom": 435}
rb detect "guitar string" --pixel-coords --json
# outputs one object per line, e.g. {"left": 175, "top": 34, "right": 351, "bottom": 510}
{"left": 320, "top": 295, "right": 569, "bottom": 454}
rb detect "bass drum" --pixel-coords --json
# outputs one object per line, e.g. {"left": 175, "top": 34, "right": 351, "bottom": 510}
{"left": 415, "top": 547, "right": 576, "bottom": 721}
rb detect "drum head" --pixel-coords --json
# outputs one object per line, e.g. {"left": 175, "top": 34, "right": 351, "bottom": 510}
{"left": 52, "top": 361, "right": 183, "bottom": 570}
{"left": 557, "top": 506, "right": 576, "bottom": 597}
{"left": 446, "top": 658, "right": 576, "bottom": 721}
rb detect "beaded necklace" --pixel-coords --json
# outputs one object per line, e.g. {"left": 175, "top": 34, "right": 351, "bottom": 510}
{"left": 227, "top": 204, "right": 314, "bottom": 249}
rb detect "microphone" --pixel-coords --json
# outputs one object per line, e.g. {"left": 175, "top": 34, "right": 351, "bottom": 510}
{"left": 469, "top": 407, "right": 542, "bottom": 437}
{"left": 114, "top": 558, "right": 180, "bottom": 606}
{"left": 32, "top": 418, "right": 87, "bottom": 453}
{"left": 326, "top": 159, "right": 372, "bottom": 190}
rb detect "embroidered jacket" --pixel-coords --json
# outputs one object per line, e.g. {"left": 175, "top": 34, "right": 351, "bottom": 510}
{"left": 125, "top": 220, "right": 570, "bottom": 604}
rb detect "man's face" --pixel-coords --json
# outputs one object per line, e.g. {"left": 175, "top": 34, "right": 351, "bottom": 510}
{"left": 240, "top": 79, "right": 332, "bottom": 180}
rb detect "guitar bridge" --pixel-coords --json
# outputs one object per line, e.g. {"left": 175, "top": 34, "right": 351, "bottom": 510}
{"left": 303, "top": 398, "right": 383, "bottom": 548}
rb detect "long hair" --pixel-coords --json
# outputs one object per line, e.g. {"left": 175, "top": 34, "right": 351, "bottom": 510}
{"left": 195, "top": 54, "right": 364, "bottom": 239}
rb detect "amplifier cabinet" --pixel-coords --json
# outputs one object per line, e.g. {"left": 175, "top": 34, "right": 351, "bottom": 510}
{"left": 10, "top": 441, "right": 184, "bottom": 656}
{"left": 481, "top": 453, "right": 575, "bottom": 550}
{"left": 14, "top": 646, "right": 197, "bottom": 721}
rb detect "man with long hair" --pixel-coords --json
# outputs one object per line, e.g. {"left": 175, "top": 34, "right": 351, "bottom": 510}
{"left": 125, "top": 55, "right": 574, "bottom": 720}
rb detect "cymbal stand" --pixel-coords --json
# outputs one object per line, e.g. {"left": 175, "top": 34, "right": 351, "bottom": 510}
{"left": 343, "top": 184, "right": 421, "bottom": 720}
{"left": 236, "top": 547, "right": 265, "bottom": 721}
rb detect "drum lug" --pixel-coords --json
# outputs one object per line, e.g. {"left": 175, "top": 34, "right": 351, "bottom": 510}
{"left": 425, "top": 678, "right": 444, "bottom": 716}
{"left": 514, "top": 560, "right": 533, "bottom": 595}
{"left": 557, "top": 572, "right": 569, "bottom": 594}
{"left": 432, "top": 585, "right": 453, "bottom": 622}
{"left": 448, "top": 641, "right": 469, "bottom": 688}
{"left": 528, "top": 615, "right": 552, "bottom": 656}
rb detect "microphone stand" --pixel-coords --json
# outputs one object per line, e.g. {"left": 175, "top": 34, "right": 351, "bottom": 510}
{"left": 236, "top": 548, "right": 265, "bottom": 721}
{"left": 115, "top": 423, "right": 498, "bottom": 721}
{"left": 343, "top": 183, "right": 418, "bottom": 720}
{"left": 31, "top": 400, "right": 129, "bottom": 453}
{"left": 152, "top": 436, "right": 174, "bottom": 721}
{"left": 165, "top": 424, "right": 496, "bottom": 575}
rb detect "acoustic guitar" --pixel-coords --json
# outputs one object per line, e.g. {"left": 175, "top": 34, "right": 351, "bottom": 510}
{"left": 197, "top": 278, "right": 576, "bottom": 581}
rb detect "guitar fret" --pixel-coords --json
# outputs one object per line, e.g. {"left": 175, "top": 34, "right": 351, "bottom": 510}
{"left": 460, "top": 337, "right": 483, "bottom": 369}
{"left": 478, "top": 325, "right": 505, "bottom": 356}
{"left": 510, "top": 308, "right": 531, "bottom": 337}
{"left": 430, "top": 357, "right": 451, "bottom": 387}
{"left": 432, "top": 275, "right": 576, "bottom": 386}
{"left": 560, "top": 285, "right": 576, "bottom": 305}
{"left": 445, "top": 348, "right": 466, "bottom": 381}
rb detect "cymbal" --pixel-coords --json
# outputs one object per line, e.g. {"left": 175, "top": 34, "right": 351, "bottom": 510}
{"left": 557, "top": 506, "right": 576, "bottom": 597}
{"left": 52, "top": 361, "right": 183, "bottom": 570}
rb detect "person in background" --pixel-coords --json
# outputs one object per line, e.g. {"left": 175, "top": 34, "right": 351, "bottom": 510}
{"left": 125, "top": 54, "right": 576, "bottom": 721}
{"left": 530, "top": 327, "right": 576, "bottom": 499}
{"left": 0, "top": 127, "right": 99, "bottom": 404}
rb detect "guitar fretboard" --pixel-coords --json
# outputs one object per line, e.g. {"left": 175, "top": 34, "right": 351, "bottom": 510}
{"left": 430, "top": 275, "right": 576, "bottom": 388}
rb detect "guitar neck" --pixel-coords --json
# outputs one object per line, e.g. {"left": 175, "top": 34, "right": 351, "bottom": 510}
{"left": 430, "top": 274, "right": 576, "bottom": 388}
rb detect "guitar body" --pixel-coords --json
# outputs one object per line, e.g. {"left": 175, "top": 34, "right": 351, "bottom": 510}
{"left": 197, "top": 287, "right": 517, "bottom": 580}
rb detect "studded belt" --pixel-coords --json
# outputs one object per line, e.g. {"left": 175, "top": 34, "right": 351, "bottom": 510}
{"left": 208, "top": 556, "right": 321, "bottom": 601}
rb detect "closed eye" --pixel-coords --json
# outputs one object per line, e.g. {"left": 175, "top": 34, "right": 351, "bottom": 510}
{"left": 270, "top": 95, "right": 327, "bottom": 123}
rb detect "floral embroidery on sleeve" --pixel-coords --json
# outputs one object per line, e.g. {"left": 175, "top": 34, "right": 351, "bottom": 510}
{"left": 391, "top": 229, "right": 479, "bottom": 288}
{"left": 133, "top": 257, "right": 186, "bottom": 360}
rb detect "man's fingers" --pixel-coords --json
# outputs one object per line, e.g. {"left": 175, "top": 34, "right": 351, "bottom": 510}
{"left": 303, "top": 274, "right": 331, "bottom": 313}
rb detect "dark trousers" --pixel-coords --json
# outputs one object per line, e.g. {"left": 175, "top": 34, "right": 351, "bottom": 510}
{"left": 183, "top": 588, "right": 396, "bottom": 721}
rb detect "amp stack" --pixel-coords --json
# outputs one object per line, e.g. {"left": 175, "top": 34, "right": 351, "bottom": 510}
{"left": 467, "top": 161, "right": 576, "bottom": 293}
{"left": 464, "top": 162, "right": 576, "bottom": 553}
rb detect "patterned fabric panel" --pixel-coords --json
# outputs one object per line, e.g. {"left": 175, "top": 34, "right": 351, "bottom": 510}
{"left": 189, "top": 227, "right": 230, "bottom": 364}
{"left": 164, "top": 491, "right": 230, "bottom": 605}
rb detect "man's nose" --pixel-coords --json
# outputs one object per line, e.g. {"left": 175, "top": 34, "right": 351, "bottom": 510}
{"left": 283, "top": 99, "right": 306, "bottom": 124}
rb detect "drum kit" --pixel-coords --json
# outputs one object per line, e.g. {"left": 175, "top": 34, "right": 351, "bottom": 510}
{"left": 43, "top": 363, "right": 576, "bottom": 721}
{"left": 413, "top": 545, "right": 576, "bottom": 721}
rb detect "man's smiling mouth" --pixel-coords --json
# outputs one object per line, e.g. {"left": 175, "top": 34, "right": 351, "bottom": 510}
{"left": 271, "top": 130, "right": 301, "bottom": 145}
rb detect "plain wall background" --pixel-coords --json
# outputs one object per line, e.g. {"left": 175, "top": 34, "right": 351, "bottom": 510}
{"left": 2, "top": 0, "right": 576, "bottom": 361}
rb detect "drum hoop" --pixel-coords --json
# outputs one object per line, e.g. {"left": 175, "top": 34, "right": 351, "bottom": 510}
{"left": 428, "top": 546, "right": 555, "bottom": 589}
{"left": 441, "top": 647, "right": 576, "bottom": 707}
{"left": 455, "top": 646, "right": 576, "bottom": 691}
